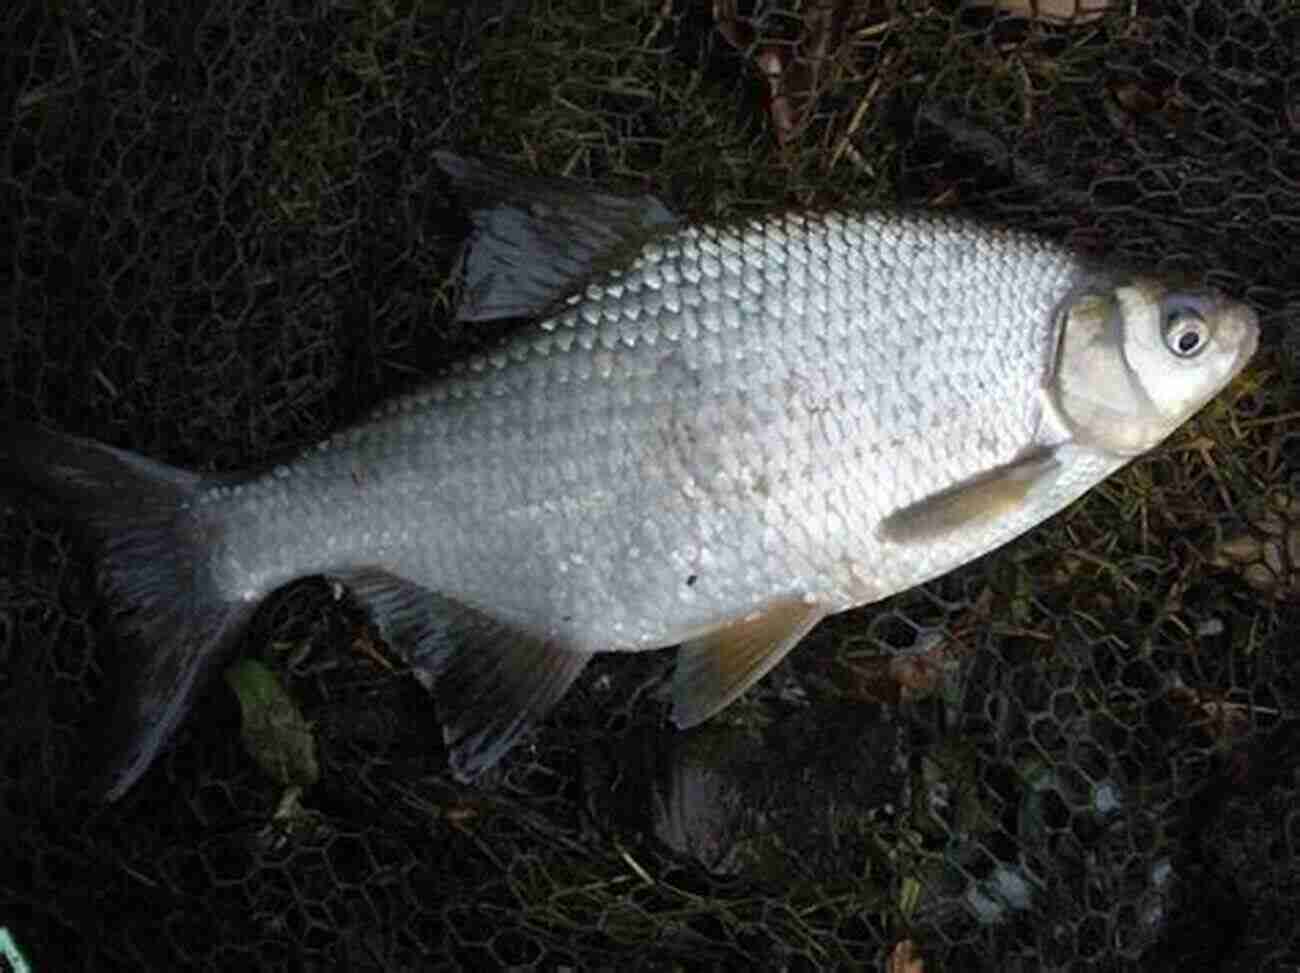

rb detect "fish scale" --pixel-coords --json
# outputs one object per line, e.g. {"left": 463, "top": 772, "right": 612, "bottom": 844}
{"left": 228, "top": 213, "right": 1073, "bottom": 640}
{"left": 0, "top": 156, "right": 1258, "bottom": 798}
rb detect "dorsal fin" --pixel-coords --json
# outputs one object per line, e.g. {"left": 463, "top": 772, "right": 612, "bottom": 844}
{"left": 435, "top": 151, "right": 679, "bottom": 322}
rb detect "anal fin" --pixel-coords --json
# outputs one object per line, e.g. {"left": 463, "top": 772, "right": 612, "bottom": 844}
{"left": 671, "top": 598, "right": 827, "bottom": 729}
{"left": 342, "top": 569, "right": 463, "bottom": 683}
{"left": 342, "top": 569, "right": 590, "bottom": 781}
{"left": 437, "top": 634, "right": 591, "bottom": 781}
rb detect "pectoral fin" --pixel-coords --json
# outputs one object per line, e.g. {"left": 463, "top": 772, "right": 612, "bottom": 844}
{"left": 877, "top": 448, "right": 1062, "bottom": 545}
{"left": 342, "top": 569, "right": 591, "bottom": 781}
{"left": 671, "top": 599, "right": 827, "bottom": 729}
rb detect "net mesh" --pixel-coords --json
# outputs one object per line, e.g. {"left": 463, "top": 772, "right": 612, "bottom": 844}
{"left": 3, "top": 1, "right": 1299, "bottom": 969}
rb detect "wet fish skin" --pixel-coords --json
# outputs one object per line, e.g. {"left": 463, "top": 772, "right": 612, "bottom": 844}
{"left": 1, "top": 158, "right": 1259, "bottom": 799}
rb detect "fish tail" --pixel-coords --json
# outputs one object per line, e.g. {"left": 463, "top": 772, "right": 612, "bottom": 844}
{"left": 1, "top": 423, "right": 255, "bottom": 801}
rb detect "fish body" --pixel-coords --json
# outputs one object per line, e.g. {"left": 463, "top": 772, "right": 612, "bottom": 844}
{"left": 2, "top": 156, "right": 1259, "bottom": 799}
{"left": 227, "top": 210, "right": 1078, "bottom": 643}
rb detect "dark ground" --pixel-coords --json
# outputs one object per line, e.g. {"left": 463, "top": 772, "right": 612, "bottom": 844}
{"left": 3, "top": 2, "right": 1299, "bottom": 969}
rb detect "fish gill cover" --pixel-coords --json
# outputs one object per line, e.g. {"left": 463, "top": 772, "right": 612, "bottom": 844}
{"left": 1, "top": 1, "right": 1298, "bottom": 970}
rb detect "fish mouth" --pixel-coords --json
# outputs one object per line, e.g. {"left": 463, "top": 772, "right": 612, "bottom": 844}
{"left": 1192, "top": 300, "right": 1259, "bottom": 421}
{"left": 1232, "top": 305, "right": 1262, "bottom": 372}
{"left": 1199, "top": 290, "right": 1260, "bottom": 380}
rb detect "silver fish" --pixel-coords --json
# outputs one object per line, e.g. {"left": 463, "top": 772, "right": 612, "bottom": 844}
{"left": 2, "top": 155, "right": 1259, "bottom": 800}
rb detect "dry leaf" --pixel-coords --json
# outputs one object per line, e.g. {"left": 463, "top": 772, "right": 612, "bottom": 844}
{"left": 978, "top": 0, "right": 1115, "bottom": 23}
{"left": 1167, "top": 685, "right": 1254, "bottom": 745}
{"left": 1211, "top": 493, "right": 1300, "bottom": 600}
{"left": 888, "top": 938, "right": 925, "bottom": 973}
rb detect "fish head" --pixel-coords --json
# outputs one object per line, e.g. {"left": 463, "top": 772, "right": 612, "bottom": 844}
{"left": 1049, "top": 276, "right": 1259, "bottom": 456}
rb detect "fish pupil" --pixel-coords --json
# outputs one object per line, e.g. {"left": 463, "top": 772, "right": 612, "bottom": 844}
{"left": 1164, "top": 308, "right": 1207, "bottom": 358}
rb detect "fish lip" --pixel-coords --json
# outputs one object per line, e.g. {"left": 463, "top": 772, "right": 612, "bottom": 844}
{"left": 1202, "top": 300, "right": 1260, "bottom": 410}
{"left": 1235, "top": 306, "right": 1262, "bottom": 370}
{"left": 1216, "top": 300, "right": 1261, "bottom": 385}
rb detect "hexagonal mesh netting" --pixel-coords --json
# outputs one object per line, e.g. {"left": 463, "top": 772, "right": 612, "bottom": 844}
{"left": 3, "top": 1, "right": 1299, "bottom": 970}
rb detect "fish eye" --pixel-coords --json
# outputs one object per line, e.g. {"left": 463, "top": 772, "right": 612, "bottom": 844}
{"left": 1163, "top": 307, "right": 1209, "bottom": 358}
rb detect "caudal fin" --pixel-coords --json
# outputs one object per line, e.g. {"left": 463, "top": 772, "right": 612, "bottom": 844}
{"left": 1, "top": 423, "right": 255, "bottom": 801}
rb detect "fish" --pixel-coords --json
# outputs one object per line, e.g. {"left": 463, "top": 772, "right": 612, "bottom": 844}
{"left": 0, "top": 154, "right": 1259, "bottom": 801}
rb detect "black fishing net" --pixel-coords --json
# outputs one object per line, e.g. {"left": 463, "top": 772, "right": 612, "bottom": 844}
{"left": 3, "top": 1, "right": 1299, "bottom": 969}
